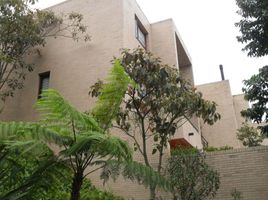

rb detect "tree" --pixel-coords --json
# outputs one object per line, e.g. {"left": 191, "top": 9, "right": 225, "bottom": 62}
{"left": 0, "top": 0, "right": 89, "bottom": 102}
{"left": 166, "top": 148, "right": 220, "bottom": 200}
{"left": 241, "top": 65, "right": 268, "bottom": 135}
{"left": 0, "top": 144, "right": 125, "bottom": 200}
{"left": 90, "top": 48, "right": 221, "bottom": 199}
{"left": 0, "top": 63, "right": 168, "bottom": 200}
{"left": 235, "top": 0, "right": 268, "bottom": 57}
{"left": 237, "top": 123, "right": 264, "bottom": 147}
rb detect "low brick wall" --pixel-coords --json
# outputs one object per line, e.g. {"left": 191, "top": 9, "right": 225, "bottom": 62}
{"left": 205, "top": 146, "right": 268, "bottom": 200}
{"left": 90, "top": 146, "right": 268, "bottom": 200}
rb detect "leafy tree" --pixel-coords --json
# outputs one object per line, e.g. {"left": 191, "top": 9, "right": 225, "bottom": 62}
{"left": 0, "top": 144, "right": 125, "bottom": 200}
{"left": 0, "top": 0, "right": 89, "bottom": 102}
{"left": 0, "top": 63, "right": 168, "bottom": 200}
{"left": 235, "top": 0, "right": 268, "bottom": 57}
{"left": 241, "top": 65, "right": 268, "bottom": 135}
{"left": 90, "top": 48, "right": 220, "bottom": 199}
{"left": 0, "top": 144, "right": 71, "bottom": 200}
{"left": 237, "top": 123, "right": 264, "bottom": 147}
{"left": 166, "top": 148, "right": 220, "bottom": 200}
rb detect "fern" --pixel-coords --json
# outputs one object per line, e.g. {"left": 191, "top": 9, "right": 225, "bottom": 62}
{"left": 65, "top": 132, "right": 132, "bottom": 161}
{"left": 100, "top": 160, "right": 171, "bottom": 191}
{"left": 92, "top": 60, "right": 132, "bottom": 129}
{"left": 0, "top": 88, "right": 169, "bottom": 199}
{"left": 36, "top": 89, "right": 102, "bottom": 133}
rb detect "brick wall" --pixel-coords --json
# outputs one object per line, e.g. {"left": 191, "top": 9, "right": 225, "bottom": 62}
{"left": 206, "top": 146, "right": 268, "bottom": 200}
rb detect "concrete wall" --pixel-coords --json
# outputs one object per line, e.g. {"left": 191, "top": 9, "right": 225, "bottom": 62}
{"left": 1, "top": 0, "right": 125, "bottom": 121}
{"left": 206, "top": 146, "right": 268, "bottom": 200}
{"left": 233, "top": 94, "right": 248, "bottom": 127}
{"left": 197, "top": 80, "right": 243, "bottom": 148}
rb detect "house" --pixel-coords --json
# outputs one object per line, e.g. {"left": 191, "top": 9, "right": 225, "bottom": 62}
{"left": 1, "top": 0, "right": 202, "bottom": 149}
{"left": 0, "top": 0, "right": 255, "bottom": 198}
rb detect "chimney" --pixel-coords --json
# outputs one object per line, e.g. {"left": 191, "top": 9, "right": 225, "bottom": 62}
{"left": 219, "top": 64, "right": 225, "bottom": 81}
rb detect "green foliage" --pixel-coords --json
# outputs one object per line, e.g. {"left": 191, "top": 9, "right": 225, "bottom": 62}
{"left": 231, "top": 188, "right": 243, "bottom": 200}
{"left": 90, "top": 60, "right": 133, "bottom": 130}
{"left": 0, "top": 144, "right": 71, "bottom": 200}
{"left": 0, "top": 89, "right": 168, "bottom": 200}
{"left": 237, "top": 123, "right": 264, "bottom": 147}
{"left": 0, "top": 0, "right": 89, "bottom": 101}
{"left": 241, "top": 65, "right": 268, "bottom": 135}
{"left": 100, "top": 160, "right": 171, "bottom": 191}
{"left": 235, "top": 0, "right": 268, "bottom": 57}
{"left": 80, "top": 179, "right": 124, "bottom": 200}
{"left": 0, "top": 89, "right": 132, "bottom": 200}
{"left": 91, "top": 48, "right": 220, "bottom": 199}
{"left": 166, "top": 148, "right": 220, "bottom": 200}
{"left": 204, "top": 145, "right": 234, "bottom": 152}
{"left": 115, "top": 48, "right": 220, "bottom": 162}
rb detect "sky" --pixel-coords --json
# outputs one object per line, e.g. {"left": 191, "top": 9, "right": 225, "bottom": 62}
{"left": 33, "top": 0, "right": 268, "bottom": 95}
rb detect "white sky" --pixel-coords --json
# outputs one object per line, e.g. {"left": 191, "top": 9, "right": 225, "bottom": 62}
{"left": 34, "top": 0, "right": 268, "bottom": 95}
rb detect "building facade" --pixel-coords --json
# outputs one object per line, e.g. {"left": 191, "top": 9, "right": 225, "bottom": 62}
{"left": 1, "top": 0, "right": 202, "bottom": 149}
{"left": 0, "top": 0, "right": 259, "bottom": 199}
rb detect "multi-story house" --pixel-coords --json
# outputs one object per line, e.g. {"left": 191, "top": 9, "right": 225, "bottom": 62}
{"left": 1, "top": 0, "right": 202, "bottom": 149}
{"left": 0, "top": 0, "right": 257, "bottom": 198}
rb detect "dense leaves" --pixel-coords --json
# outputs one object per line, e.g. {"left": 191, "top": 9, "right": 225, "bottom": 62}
{"left": 91, "top": 48, "right": 220, "bottom": 199}
{"left": 235, "top": 0, "right": 268, "bottom": 57}
{"left": 0, "top": 71, "right": 168, "bottom": 199}
{"left": 241, "top": 65, "right": 268, "bottom": 135}
{"left": 0, "top": 144, "right": 71, "bottom": 200}
{"left": 90, "top": 60, "right": 133, "bottom": 130}
{"left": 237, "top": 123, "right": 264, "bottom": 147}
{"left": 166, "top": 148, "right": 220, "bottom": 200}
{"left": 0, "top": 0, "right": 89, "bottom": 101}
{"left": 0, "top": 88, "right": 131, "bottom": 200}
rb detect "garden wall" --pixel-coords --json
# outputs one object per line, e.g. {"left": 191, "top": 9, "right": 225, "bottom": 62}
{"left": 205, "top": 146, "right": 268, "bottom": 200}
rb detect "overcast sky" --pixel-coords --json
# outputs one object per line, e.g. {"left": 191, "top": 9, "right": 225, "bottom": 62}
{"left": 34, "top": 0, "right": 268, "bottom": 95}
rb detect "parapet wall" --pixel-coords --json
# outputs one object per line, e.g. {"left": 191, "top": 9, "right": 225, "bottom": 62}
{"left": 205, "top": 146, "right": 268, "bottom": 200}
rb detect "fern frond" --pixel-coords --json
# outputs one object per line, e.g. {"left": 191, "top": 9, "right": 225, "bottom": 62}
{"left": 0, "top": 156, "right": 69, "bottom": 200}
{"left": 64, "top": 132, "right": 132, "bottom": 161}
{"left": 100, "top": 160, "right": 171, "bottom": 191}
{"left": 0, "top": 122, "right": 73, "bottom": 147}
{"left": 92, "top": 60, "right": 132, "bottom": 129}
{"left": 0, "top": 122, "right": 30, "bottom": 141}
{"left": 36, "top": 89, "right": 102, "bottom": 132}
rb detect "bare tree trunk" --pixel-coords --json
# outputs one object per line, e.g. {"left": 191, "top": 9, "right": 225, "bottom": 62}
{"left": 70, "top": 170, "right": 83, "bottom": 200}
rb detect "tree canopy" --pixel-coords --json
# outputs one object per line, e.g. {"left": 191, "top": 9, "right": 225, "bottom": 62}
{"left": 90, "top": 48, "right": 221, "bottom": 199}
{"left": 166, "top": 148, "right": 220, "bottom": 200}
{"left": 0, "top": 0, "right": 89, "bottom": 102}
{"left": 235, "top": 0, "right": 268, "bottom": 57}
{"left": 237, "top": 123, "right": 264, "bottom": 147}
{"left": 241, "top": 65, "right": 268, "bottom": 135}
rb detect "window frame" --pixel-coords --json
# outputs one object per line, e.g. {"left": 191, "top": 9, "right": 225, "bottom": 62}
{"left": 38, "top": 71, "right": 50, "bottom": 98}
{"left": 135, "top": 15, "right": 148, "bottom": 48}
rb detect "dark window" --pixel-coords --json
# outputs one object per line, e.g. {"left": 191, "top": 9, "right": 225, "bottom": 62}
{"left": 135, "top": 16, "right": 147, "bottom": 48}
{"left": 38, "top": 71, "right": 50, "bottom": 98}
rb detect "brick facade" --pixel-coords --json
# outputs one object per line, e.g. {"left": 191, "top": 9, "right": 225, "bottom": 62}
{"left": 206, "top": 146, "right": 268, "bottom": 200}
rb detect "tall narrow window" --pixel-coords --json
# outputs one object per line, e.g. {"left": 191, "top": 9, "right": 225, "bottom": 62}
{"left": 135, "top": 16, "right": 147, "bottom": 48}
{"left": 38, "top": 71, "right": 50, "bottom": 98}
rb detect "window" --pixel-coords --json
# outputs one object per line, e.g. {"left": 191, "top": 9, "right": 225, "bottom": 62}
{"left": 38, "top": 71, "right": 50, "bottom": 98}
{"left": 135, "top": 16, "right": 147, "bottom": 48}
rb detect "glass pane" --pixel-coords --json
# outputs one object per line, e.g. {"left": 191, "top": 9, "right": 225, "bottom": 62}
{"left": 138, "top": 27, "right": 146, "bottom": 47}
{"left": 41, "top": 77, "right": 49, "bottom": 91}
